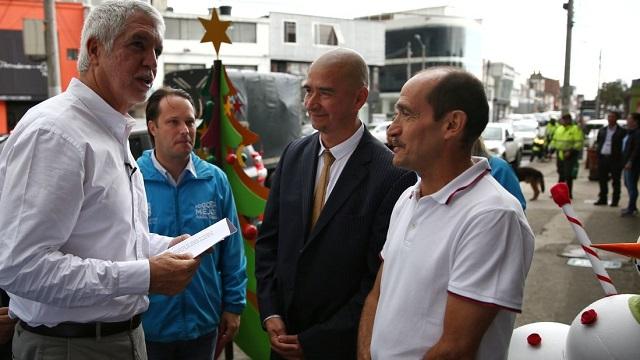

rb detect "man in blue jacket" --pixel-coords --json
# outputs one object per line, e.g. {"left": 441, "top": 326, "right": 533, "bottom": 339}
{"left": 138, "top": 87, "right": 247, "bottom": 359}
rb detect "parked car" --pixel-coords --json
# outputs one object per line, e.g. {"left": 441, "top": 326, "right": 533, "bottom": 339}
{"left": 370, "top": 120, "right": 392, "bottom": 145}
{"left": 481, "top": 122, "right": 523, "bottom": 167}
{"left": 512, "top": 120, "right": 539, "bottom": 154}
{"left": 128, "top": 119, "right": 268, "bottom": 185}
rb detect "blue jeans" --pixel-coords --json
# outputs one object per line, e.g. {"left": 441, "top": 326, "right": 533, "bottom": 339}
{"left": 146, "top": 330, "right": 217, "bottom": 360}
{"left": 624, "top": 168, "right": 639, "bottom": 211}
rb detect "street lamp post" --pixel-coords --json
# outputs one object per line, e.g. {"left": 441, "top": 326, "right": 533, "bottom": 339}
{"left": 414, "top": 34, "right": 426, "bottom": 70}
{"left": 561, "top": 0, "right": 573, "bottom": 115}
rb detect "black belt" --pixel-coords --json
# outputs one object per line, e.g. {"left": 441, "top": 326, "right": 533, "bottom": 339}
{"left": 19, "top": 314, "right": 141, "bottom": 338}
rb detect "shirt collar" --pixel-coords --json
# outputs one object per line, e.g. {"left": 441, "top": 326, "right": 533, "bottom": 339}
{"left": 67, "top": 78, "right": 135, "bottom": 145}
{"left": 317, "top": 122, "right": 364, "bottom": 160}
{"left": 151, "top": 151, "right": 197, "bottom": 185}
{"left": 418, "top": 157, "right": 491, "bottom": 205}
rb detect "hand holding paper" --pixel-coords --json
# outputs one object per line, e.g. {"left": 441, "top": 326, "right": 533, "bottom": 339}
{"left": 162, "top": 218, "right": 237, "bottom": 257}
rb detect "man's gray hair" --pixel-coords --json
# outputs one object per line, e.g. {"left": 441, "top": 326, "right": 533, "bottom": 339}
{"left": 77, "top": 0, "right": 165, "bottom": 73}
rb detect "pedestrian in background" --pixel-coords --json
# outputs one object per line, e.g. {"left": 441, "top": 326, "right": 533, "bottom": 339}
{"left": 0, "top": 1, "right": 200, "bottom": 358}
{"left": 622, "top": 112, "right": 640, "bottom": 217}
{"left": 138, "top": 88, "right": 247, "bottom": 359}
{"left": 358, "top": 68, "right": 534, "bottom": 360}
{"left": 545, "top": 117, "right": 558, "bottom": 159}
{"left": 594, "top": 111, "right": 625, "bottom": 206}
{"left": 255, "top": 48, "right": 415, "bottom": 359}
{"left": 551, "top": 113, "right": 584, "bottom": 198}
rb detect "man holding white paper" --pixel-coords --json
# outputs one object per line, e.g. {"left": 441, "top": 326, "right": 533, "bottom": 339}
{"left": 138, "top": 87, "right": 247, "bottom": 359}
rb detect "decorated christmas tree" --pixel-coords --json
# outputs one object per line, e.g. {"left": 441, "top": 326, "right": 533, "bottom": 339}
{"left": 198, "top": 7, "right": 270, "bottom": 359}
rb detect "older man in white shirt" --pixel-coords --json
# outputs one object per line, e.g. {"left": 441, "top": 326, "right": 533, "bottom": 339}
{"left": 0, "top": 1, "right": 200, "bottom": 359}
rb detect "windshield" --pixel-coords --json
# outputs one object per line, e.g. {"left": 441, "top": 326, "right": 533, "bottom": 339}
{"left": 482, "top": 126, "right": 502, "bottom": 141}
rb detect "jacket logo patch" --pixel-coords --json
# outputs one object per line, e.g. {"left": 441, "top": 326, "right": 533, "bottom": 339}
{"left": 195, "top": 201, "right": 217, "bottom": 220}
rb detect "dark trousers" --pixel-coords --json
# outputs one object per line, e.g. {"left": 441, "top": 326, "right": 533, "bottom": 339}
{"left": 597, "top": 155, "right": 622, "bottom": 204}
{"left": 0, "top": 343, "right": 10, "bottom": 360}
{"left": 624, "top": 168, "right": 640, "bottom": 212}
{"left": 557, "top": 151, "right": 578, "bottom": 198}
{"left": 146, "top": 330, "right": 217, "bottom": 360}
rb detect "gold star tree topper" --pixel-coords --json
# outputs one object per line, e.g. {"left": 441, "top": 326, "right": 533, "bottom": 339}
{"left": 199, "top": 8, "right": 232, "bottom": 56}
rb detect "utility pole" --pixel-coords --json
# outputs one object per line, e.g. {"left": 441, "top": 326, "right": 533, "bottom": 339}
{"left": 406, "top": 41, "right": 412, "bottom": 81}
{"left": 44, "top": 0, "right": 61, "bottom": 97}
{"left": 561, "top": 0, "right": 573, "bottom": 115}
{"left": 595, "top": 49, "right": 602, "bottom": 118}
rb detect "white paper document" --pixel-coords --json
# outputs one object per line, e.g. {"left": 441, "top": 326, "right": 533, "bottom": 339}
{"left": 162, "top": 218, "right": 237, "bottom": 257}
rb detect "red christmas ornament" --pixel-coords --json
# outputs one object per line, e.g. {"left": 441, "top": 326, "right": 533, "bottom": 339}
{"left": 226, "top": 153, "right": 237, "bottom": 164}
{"left": 242, "top": 224, "right": 258, "bottom": 240}
{"left": 581, "top": 309, "right": 598, "bottom": 325}
{"left": 527, "top": 333, "right": 542, "bottom": 346}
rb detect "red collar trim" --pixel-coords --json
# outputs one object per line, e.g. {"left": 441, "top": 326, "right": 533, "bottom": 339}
{"left": 444, "top": 169, "right": 490, "bottom": 205}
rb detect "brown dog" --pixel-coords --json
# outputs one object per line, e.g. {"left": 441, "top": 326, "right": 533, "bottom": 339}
{"left": 515, "top": 166, "right": 545, "bottom": 201}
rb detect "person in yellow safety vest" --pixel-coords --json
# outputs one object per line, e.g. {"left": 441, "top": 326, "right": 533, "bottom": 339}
{"left": 551, "top": 113, "right": 584, "bottom": 198}
{"left": 545, "top": 118, "right": 558, "bottom": 158}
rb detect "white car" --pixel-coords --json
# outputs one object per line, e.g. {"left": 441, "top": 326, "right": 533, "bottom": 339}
{"left": 370, "top": 120, "right": 392, "bottom": 145}
{"left": 512, "top": 120, "right": 539, "bottom": 154}
{"left": 482, "top": 122, "right": 523, "bottom": 167}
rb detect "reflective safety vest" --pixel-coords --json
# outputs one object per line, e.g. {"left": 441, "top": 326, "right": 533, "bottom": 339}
{"left": 551, "top": 124, "right": 583, "bottom": 160}
{"left": 545, "top": 123, "right": 558, "bottom": 140}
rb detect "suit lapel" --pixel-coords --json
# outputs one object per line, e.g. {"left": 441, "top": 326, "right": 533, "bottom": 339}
{"left": 301, "top": 135, "right": 321, "bottom": 242}
{"left": 305, "top": 132, "right": 373, "bottom": 245}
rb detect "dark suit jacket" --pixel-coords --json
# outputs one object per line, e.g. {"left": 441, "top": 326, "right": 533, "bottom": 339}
{"left": 596, "top": 124, "right": 626, "bottom": 165}
{"left": 255, "top": 128, "right": 415, "bottom": 359}
{"left": 624, "top": 128, "right": 640, "bottom": 170}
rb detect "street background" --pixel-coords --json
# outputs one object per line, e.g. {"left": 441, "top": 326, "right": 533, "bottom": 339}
{"left": 516, "top": 156, "right": 640, "bottom": 326}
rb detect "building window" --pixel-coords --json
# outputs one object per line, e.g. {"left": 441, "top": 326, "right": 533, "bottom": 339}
{"left": 226, "top": 65, "right": 258, "bottom": 71}
{"left": 314, "top": 24, "right": 338, "bottom": 46}
{"left": 228, "top": 22, "right": 257, "bottom": 43}
{"left": 164, "top": 63, "right": 206, "bottom": 75}
{"left": 164, "top": 18, "right": 204, "bottom": 40}
{"left": 284, "top": 21, "right": 296, "bottom": 43}
{"left": 66, "top": 48, "right": 78, "bottom": 60}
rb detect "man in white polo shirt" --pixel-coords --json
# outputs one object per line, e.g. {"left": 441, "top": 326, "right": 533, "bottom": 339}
{"left": 357, "top": 67, "right": 535, "bottom": 360}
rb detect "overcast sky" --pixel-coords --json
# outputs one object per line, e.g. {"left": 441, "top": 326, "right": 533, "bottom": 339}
{"left": 167, "top": 0, "right": 640, "bottom": 99}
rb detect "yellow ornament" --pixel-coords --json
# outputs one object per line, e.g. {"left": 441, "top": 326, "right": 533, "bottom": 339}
{"left": 199, "top": 8, "right": 232, "bottom": 55}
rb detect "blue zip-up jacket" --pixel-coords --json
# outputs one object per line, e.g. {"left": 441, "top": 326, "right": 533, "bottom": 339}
{"left": 138, "top": 150, "right": 247, "bottom": 342}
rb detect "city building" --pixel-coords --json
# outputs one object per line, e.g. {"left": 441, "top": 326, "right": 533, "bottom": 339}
{"left": 361, "top": 6, "right": 483, "bottom": 117}
{"left": 528, "top": 71, "right": 561, "bottom": 113}
{"left": 0, "top": 0, "right": 84, "bottom": 133}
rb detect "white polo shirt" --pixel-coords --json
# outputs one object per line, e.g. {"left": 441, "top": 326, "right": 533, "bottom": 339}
{"left": 370, "top": 157, "right": 535, "bottom": 360}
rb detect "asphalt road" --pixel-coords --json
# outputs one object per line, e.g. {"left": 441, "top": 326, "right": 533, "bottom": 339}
{"left": 516, "top": 154, "right": 640, "bottom": 327}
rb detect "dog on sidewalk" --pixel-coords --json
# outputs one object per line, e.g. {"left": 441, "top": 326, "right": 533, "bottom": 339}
{"left": 515, "top": 166, "right": 545, "bottom": 201}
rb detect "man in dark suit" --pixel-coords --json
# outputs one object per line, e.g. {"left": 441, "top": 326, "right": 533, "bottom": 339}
{"left": 255, "top": 48, "right": 414, "bottom": 359}
{"left": 594, "top": 111, "right": 626, "bottom": 206}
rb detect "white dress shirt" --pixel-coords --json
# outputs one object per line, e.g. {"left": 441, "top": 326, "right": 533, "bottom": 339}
{"left": 0, "top": 78, "right": 172, "bottom": 326}
{"left": 601, "top": 126, "right": 616, "bottom": 155}
{"left": 315, "top": 122, "right": 364, "bottom": 202}
{"left": 150, "top": 150, "right": 196, "bottom": 186}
